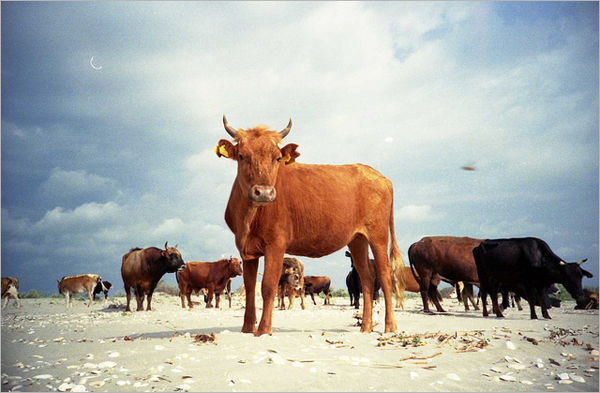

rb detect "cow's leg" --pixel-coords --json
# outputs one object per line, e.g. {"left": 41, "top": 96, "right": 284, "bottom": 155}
{"left": 278, "top": 285, "right": 285, "bottom": 310}
{"left": 480, "top": 288, "right": 489, "bottom": 317}
{"left": 370, "top": 242, "right": 397, "bottom": 333}
{"left": 87, "top": 289, "right": 93, "bottom": 307}
{"left": 2, "top": 295, "right": 8, "bottom": 310}
{"left": 348, "top": 236, "right": 375, "bottom": 333}
{"left": 287, "top": 290, "right": 295, "bottom": 310}
{"left": 124, "top": 284, "right": 132, "bottom": 312}
{"left": 310, "top": 292, "right": 317, "bottom": 306}
{"left": 417, "top": 269, "right": 436, "bottom": 314}
{"left": 242, "top": 258, "right": 259, "bottom": 334}
{"left": 65, "top": 292, "right": 70, "bottom": 309}
{"left": 215, "top": 292, "right": 221, "bottom": 309}
{"left": 489, "top": 284, "right": 504, "bottom": 318}
{"left": 299, "top": 288, "right": 306, "bottom": 310}
{"left": 464, "top": 284, "right": 479, "bottom": 311}
{"left": 135, "top": 285, "right": 144, "bottom": 311}
{"left": 186, "top": 290, "right": 193, "bottom": 309}
{"left": 515, "top": 296, "right": 523, "bottom": 311}
{"left": 257, "top": 248, "right": 285, "bottom": 337}
{"left": 146, "top": 287, "right": 156, "bottom": 311}
{"left": 537, "top": 289, "right": 551, "bottom": 319}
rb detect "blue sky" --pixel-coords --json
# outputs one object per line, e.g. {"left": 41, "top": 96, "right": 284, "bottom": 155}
{"left": 2, "top": 1, "right": 598, "bottom": 295}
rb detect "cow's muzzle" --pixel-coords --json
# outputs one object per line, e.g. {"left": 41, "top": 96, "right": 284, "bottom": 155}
{"left": 248, "top": 185, "right": 276, "bottom": 205}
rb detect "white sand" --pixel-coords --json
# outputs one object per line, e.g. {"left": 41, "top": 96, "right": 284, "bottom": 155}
{"left": 1, "top": 293, "right": 598, "bottom": 392}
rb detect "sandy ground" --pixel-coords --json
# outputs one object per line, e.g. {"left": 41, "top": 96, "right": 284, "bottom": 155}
{"left": 1, "top": 293, "right": 598, "bottom": 392}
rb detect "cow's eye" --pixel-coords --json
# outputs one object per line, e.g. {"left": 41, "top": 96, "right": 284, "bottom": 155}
{"left": 238, "top": 154, "right": 244, "bottom": 161}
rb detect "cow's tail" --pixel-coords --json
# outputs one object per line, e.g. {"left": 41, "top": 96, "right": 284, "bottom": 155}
{"left": 389, "top": 200, "right": 406, "bottom": 310}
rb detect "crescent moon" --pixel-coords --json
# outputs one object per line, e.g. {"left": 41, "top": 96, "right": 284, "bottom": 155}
{"left": 90, "top": 57, "right": 102, "bottom": 70}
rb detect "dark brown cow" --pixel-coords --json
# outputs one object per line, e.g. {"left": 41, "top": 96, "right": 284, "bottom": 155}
{"left": 1, "top": 277, "right": 21, "bottom": 310}
{"left": 277, "top": 257, "right": 305, "bottom": 310}
{"left": 177, "top": 257, "right": 243, "bottom": 309}
{"left": 409, "top": 236, "right": 482, "bottom": 314}
{"left": 121, "top": 242, "right": 185, "bottom": 312}
{"left": 303, "top": 276, "right": 331, "bottom": 305}
{"left": 215, "top": 116, "right": 404, "bottom": 335}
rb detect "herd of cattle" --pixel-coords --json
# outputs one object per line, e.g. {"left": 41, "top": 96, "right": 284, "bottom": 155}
{"left": 1, "top": 117, "right": 599, "bottom": 337}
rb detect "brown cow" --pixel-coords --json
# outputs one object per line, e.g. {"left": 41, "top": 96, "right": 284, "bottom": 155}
{"left": 277, "top": 257, "right": 305, "bottom": 310}
{"left": 177, "top": 257, "right": 243, "bottom": 309}
{"left": 303, "top": 276, "right": 331, "bottom": 305}
{"left": 57, "top": 274, "right": 103, "bottom": 309}
{"left": 215, "top": 116, "right": 405, "bottom": 335}
{"left": 1, "top": 277, "right": 21, "bottom": 310}
{"left": 121, "top": 242, "right": 185, "bottom": 312}
{"left": 409, "top": 236, "right": 482, "bottom": 314}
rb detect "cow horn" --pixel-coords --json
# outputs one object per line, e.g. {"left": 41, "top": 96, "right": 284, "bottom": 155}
{"left": 165, "top": 241, "right": 168, "bottom": 250}
{"left": 223, "top": 115, "right": 238, "bottom": 138}
{"left": 577, "top": 258, "right": 588, "bottom": 265}
{"left": 279, "top": 118, "right": 292, "bottom": 138}
{"left": 559, "top": 261, "right": 566, "bottom": 266}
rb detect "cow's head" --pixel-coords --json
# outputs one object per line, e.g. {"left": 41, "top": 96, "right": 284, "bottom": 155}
{"left": 216, "top": 115, "right": 300, "bottom": 206}
{"left": 558, "top": 259, "right": 593, "bottom": 302}
{"left": 163, "top": 242, "right": 185, "bottom": 272}
{"left": 283, "top": 267, "right": 302, "bottom": 291}
{"left": 228, "top": 257, "right": 243, "bottom": 277}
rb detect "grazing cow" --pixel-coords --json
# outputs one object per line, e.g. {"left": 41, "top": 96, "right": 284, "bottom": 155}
{"left": 278, "top": 257, "right": 305, "bottom": 310}
{"left": 57, "top": 274, "right": 103, "bottom": 308}
{"left": 304, "top": 276, "right": 332, "bottom": 305}
{"left": 215, "top": 116, "right": 404, "bottom": 335}
{"left": 203, "top": 279, "right": 234, "bottom": 308}
{"left": 177, "top": 257, "right": 243, "bottom": 309}
{"left": 575, "top": 289, "right": 599, "bottom": 310}
{"left": 473, "top": 237, "right": 593, "bottom": 319}
{"left": 93, "top": 281, "right": 112, "bottom": 301}
{"left": 121, "top": 242, "right": 185, "bottom": 312}
{"left": 408, "top": 236, "right": 483, "bottom": 314}
{"left": 345, "top": 250, "right": 381, "bottom": 309}
{"left": 1, "top": 277, "right": 21, "bottom": 310}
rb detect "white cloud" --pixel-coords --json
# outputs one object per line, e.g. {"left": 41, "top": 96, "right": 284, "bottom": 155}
{"left": 397, "top": 204, "right": 444, "bottom": 222}
{"left": 35, "top": 201, "right": 122, "bottom": 231}
{"left": 40, "top": 167, "right": 119, "bottom": 203}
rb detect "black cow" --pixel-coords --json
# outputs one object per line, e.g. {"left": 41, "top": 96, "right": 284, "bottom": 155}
{"left": 473, "top": 237, "right": 592, "bottom": 319}
{"left": 345, "top": 251, "right": 381, "bottom": 309}
{"left": 93, "top": 280, "right": 113, "bottom": 301}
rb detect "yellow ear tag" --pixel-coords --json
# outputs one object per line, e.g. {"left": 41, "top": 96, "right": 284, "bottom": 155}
{"left": 214, "top": 145, "right": 229, "bottom": 158}
{"left": 282, "top": 154, "right": 291, "bottom": 164}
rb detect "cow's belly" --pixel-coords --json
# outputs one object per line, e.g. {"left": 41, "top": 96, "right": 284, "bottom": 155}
{"left": 286, "top": 233, "right": 354, "bottom": 258}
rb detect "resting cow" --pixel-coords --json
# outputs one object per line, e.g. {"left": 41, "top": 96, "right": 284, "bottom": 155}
{"left": 121, "top": 242, "right": 185, "bottom": 312}
{"left": 277, "top": 257, "right": 305, "bottom": 310}
{"left": 57, "top": 274, "right": 103, "bottom": 308}
{"left": 93, "top": 280, "right": 112, "bottom": 301}
{"left": 409, "top": 236, "right": 482, "bottom": 313}
{"left": 1, "top": 277, "right": 21, "bottom": 310}
{"left": 473, "top": 237, "right": 593, "bottom": 319}
{"left": 345, "top": 250, "right": 381, "bottom": 309}
{"left": 215, "top": 116, "right": 404, "bottom": 335}
{"left": 304, "top": 276, "right": 331, "bottom": 305}
{"left": 177, "top": 257, "right": 242, "bottom": 309}
{"left": 575, "top": 288, "right": 599, "bottom": 310}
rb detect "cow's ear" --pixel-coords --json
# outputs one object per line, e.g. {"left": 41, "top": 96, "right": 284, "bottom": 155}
{"left": 581, "top": 268, "right": 594, "bottom": 278}
{"left": 214, "top": 139, "right": 237, "bottom": 160}
{"left": 281, "top": 143, "right": 300, "bottom": 165}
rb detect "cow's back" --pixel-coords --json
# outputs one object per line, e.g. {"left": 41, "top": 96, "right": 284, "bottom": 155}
{"left": 271, "top": 163, "right": 394, "bottom": 259}
{"left": 121, "top": 247, "right": 159, "bottom": 285}
{"left": 410, "top": 236, "right": 481, "bottom": 282}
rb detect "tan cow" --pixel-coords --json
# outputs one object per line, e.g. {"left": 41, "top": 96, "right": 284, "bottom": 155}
{"left": 1, "top": 277, "right": 21, "bottom": 309}
{"left": 57, "top": 274, "right": 104, "bottom": 308}
{"left": 215, "top": 116, "right": 405, "bottom": 336}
